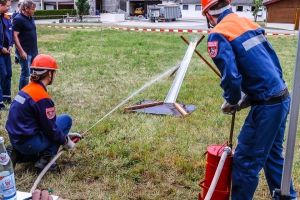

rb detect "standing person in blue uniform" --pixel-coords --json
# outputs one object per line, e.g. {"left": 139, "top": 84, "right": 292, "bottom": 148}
{"left": 5, "top": 54, "right": 82, "bottom": 170}
{"left": 0, "top": 0, "right": 13, "bottom": 109}
{"left": 11, "top": 2, "right": 21, "bottom": 64}
{"left": 201, "top": 0, "right": 298, "bottom": 199}
{"left": 13, "top": 0, "right": 38, "bottom": 90}
{"left": 11, "top": 2, "right": 21, "bottom": 20}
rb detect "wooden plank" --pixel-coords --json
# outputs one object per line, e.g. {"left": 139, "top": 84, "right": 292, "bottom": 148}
{"left": 174, "top": 103, "right": 188, "bottom": 117}
{"left": 124, "top": 101, "right": 164, "bottom": 111}
{"left": 295, "top": 8, "right": 300, "bottom": 30}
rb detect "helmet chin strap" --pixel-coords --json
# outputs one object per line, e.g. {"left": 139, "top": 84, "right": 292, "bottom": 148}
{"left": 49, "top": 71, "right": 54, "bottom": 85}
{"left": 206, "top": 15, "right": 214, "bottom": 29}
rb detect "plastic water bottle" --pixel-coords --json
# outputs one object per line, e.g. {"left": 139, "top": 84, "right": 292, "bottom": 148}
{"left": 0, "top": 137, "right": 17, "bottom": 200}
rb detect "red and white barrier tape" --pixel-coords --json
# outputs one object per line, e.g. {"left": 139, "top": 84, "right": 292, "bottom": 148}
{"left": 37, "top": 25, "right": 297, "bottom": 36}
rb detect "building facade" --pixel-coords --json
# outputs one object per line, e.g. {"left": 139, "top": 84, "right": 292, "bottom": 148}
{"left": 263, "top": 0, "right": 300, "bottom": 30}
{"left": 8, "top": 0, "right": 267, "bottom": 22}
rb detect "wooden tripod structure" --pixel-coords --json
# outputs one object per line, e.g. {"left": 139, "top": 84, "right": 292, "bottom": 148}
{"left": 124, "top": 35, "right": 220, "bottom": 117}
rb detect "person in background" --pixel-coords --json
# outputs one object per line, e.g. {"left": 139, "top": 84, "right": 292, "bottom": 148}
{"left": 201, "top": 0, "right": 298, "bottom": 199}
{"left": 13, "top": 0, "right": 38, "bottom": 90}
{"left": 10, "top": 2, "right": 21, "bottom": 64}
{"left": 6, "top": 54, "right": 82, "bottom": 170}
{"left": 10, "top": 2, "right": 21, "bottom": 20}
{"left": 0, "top": 0, "right": 13, "bottom": 109}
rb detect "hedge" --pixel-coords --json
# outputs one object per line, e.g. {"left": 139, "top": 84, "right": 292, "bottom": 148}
{"left": 34, "top": 9, "right": 77, "bottom": 19}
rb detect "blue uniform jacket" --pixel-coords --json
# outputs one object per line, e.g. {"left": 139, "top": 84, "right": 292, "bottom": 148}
{"left": 207, "top": 9, "right": 286, "bottom": 105}
{"left": 0, "top": 14, "right": 13, "bottom": 50}
{"left": 6, "top": 81, "right": 66, "bottom": 145}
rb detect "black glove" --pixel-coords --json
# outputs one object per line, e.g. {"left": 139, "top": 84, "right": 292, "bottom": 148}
{"left": 221, "top": 92, "right": 251, "bottom": 115}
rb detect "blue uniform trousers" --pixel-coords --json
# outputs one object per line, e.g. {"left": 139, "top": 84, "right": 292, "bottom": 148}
{"left": 231, "top": 96, "right": 297, "bottom": 200}
{"left": 0, "top": 54, "right": 12, "bottom": 105}
{"left": 10, "top": 114, "right": 72, "bottom": 161}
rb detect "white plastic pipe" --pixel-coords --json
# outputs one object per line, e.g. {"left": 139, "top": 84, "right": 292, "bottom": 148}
{"left": 280, "top": 23, "right": 300, "bottom": 196}
{"left": 164, "top": 37, "right": 198, "bottom": 103}
{"left": 204, "top": 147, "right": 232, "bottom": 200}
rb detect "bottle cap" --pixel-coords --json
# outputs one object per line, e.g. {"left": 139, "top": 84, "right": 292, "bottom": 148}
{"left": 0, "top": 137, "right": 4, "bottom": 143}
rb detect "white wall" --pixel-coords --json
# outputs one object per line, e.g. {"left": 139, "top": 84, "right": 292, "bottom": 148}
{"left": 9, "top": 2, "right": 19, "bottom": 13}
{"left": 180, "top": 4, "right": 204, "bottom": 18}
{"left": 231, "top": 5, "right": 266, "bottom": 22}
{"left": 161, "top": 1, "right": 266, "bottom": 21}
{"left": 46, "top": 5, "right": 55, "bottom": 10}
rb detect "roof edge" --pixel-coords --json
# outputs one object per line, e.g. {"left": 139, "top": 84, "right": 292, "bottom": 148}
{"left": 263, "top": 0, "right": 281, "bottom": 6}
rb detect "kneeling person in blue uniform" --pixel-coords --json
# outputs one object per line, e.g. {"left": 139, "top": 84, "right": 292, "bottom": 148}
{"left": 5, "top": 54, "right": 82, "bottom": 170}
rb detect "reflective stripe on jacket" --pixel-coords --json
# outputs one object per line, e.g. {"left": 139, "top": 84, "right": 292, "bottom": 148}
{"left": 207, "top": 9, "right": 286, "bottom": 104}
{"left": 6, "top": 81, "right": 66, "bottom": 145}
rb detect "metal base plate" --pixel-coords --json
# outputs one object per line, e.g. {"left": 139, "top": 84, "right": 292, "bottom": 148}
{"left": 127, "top": 100, "right": 197, "bottom": 117}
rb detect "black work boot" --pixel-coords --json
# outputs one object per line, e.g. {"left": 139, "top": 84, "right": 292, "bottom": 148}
{"left": 14, "top": 56, "right": 19, "bottom": 64}
{"left": 34, "top": 154, "right": 58, "bottom": 171}
{"left": 3, "top": 99, "right": 11, "bottom": 104}
{"left": 6, "top": 145, "right": 22, "bottom": 168}
{"left": 0, "top": 105, "right": 7, "bottom": 111}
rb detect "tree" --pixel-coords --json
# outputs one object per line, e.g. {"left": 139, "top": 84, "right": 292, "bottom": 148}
{"left": 75, "top": 0, "right": 90, "bottom": 22}
{"left": 252, "top": 0, "right": 263, "bottom": 22}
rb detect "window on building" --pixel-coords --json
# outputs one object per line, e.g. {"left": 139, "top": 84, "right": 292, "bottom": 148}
{"left": 195, "top": 5, "right": 201, "bottom": 11}
{"left": 251, "top": 6, "right": 255, "bottom": 12}
{"left": 236, "top": 6, "right": 243, "bottom": 12}
{"left": 183, "top": 5, "right": 188, "bottom": 10}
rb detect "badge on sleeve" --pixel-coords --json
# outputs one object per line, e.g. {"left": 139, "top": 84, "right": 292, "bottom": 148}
{"left": 208, "top": 41, "right": 218, "bottom": 58}
{"left": 46, "top": 107, "right": 56, "bottom": 119}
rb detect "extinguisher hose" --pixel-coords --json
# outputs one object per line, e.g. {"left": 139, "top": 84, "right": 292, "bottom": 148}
{"left": 30, "top": 150, "right": 64, "bottom": 194}
{"left": 29, "top": 65, "right": 179, "bottom": 194}
{"left": 204, "top": 147, "right": 232, "bottom": 200}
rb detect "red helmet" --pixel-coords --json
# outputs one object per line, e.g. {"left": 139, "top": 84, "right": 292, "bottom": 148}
{"left": 30, "top": 54, "right": 58, "bottom": 71}
{"left": 201, "top": 0, "right": 232, "bottom": 16}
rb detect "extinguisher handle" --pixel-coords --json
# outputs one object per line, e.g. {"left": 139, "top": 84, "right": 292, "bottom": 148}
{"left": 72, "top": 137, "right": 80, "bottom": 143}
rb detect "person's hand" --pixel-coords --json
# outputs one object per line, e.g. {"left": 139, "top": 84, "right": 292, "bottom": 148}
{"left": 20, "top": 51, "right": 27, "bottom": 60}
{"left": 0, "top": 47, "right": 8, "bottom": 54}
{"left": 8, "top": 46, "right": 12, "bottom": 53}
{"left": 236, "top": 92, "right": 251, "bottom": 111}
{"left": 221, "top": 92, "right": 251, "bottom": 114}
{"left": 63, "top": 135, "right": 75, "bottom": 151}
{"left": 67, "top": 132, "right": 83, "bottom": 140}
{"left": 32, "top": 189, "right": 53, "bottom": 200}
{"left": 221, "top": 100, "right": 237, "bottom": 115}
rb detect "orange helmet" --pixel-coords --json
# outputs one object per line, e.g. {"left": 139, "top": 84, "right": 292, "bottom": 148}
{"left": 30, "top": 54, "right": 58, "bottom": 71}
{"left": 201, "top": 0, "right": 232, "bottom": 16}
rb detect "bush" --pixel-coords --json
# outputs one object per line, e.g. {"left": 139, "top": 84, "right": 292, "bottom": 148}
{"left": 34, "top": 9, "right": 77, "bottom": 19}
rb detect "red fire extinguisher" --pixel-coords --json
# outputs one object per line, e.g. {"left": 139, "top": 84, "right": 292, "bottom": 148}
{"left": 198, "top": 142, "right": 233, "bottom": 200}
{"left": 198, "top": 114, "right": 235, "bottom": 200}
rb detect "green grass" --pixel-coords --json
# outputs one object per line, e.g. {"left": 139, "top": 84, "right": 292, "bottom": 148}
{"left": 0, "top": 27, "right": 299, "bottom": 199}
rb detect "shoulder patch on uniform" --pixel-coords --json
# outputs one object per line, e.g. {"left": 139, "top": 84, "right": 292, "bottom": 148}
{"left": 46, "top": 107, "right": 56, "bottom": 119}
{"left": 207, "top": 41, "right": 218, "bottom": 58}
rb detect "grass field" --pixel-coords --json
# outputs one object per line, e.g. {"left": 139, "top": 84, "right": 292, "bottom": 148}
{"left": 0, "top": 26, "right": 299, "bottom": 199}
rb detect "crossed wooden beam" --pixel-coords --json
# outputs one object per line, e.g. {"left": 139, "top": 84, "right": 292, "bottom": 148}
{"left": 123, "top": 35, "right": 220, "bottom": 117}
{"left": 170, "top": 35, "right": 221, "bottom": 78}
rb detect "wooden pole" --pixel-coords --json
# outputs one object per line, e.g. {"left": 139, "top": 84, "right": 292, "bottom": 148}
{"left": 174, "top": 103, "right": 188, "bottom": 116}
{"left": 169, "top": 35, "right": 206, "bottom": 77}
{"left": 124, "top": 101, "right": 164, "bottom": 111}
{"left": 180, "top": 35, "right": 222, "bottom": 79}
